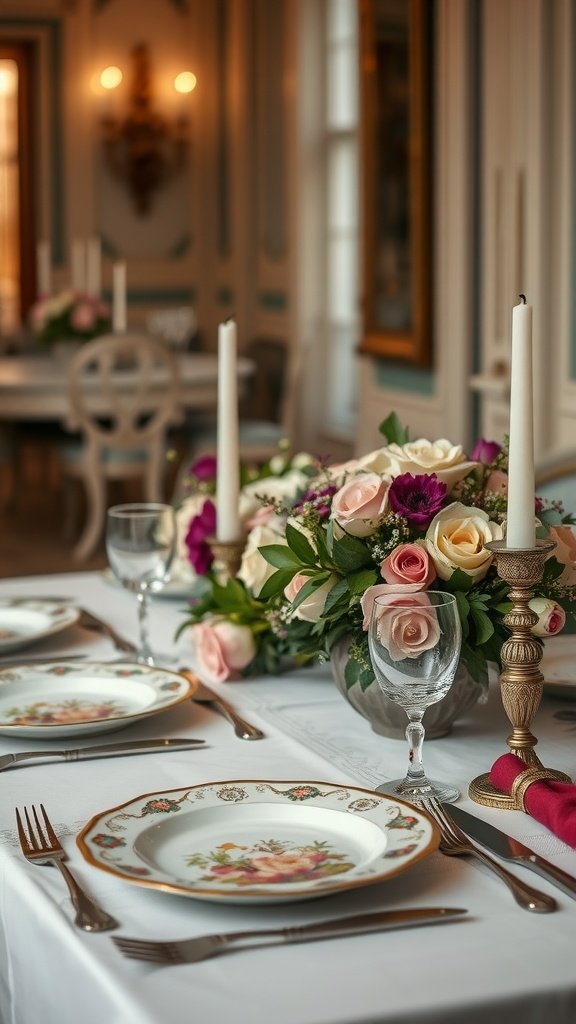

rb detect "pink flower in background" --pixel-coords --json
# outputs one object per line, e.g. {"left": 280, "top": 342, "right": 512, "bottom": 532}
{"left": 331, "top": 472, "right": 389, "bottom": 537}
{"left": 470, "top": 439, "right": 502, "bottom": 464}
{"left": 547, "top": 525, "right": 576, "bottom": 585}
{"left": 190, "top": 455, "right": 217, "bottom": 482}
{"left": 372, "top": 592, "right": 440, "bottom": 662}
{"left": 380, "top": 543, "right": 436, "bottom": 587}
{"left": 388, "top": 473, "right": 446, "bottom": 528}
{"left": 70, "top": 302, "right": 96, "bottom": 332}
{"left": 484, "top": 469, "right": 508, "bottom": 497}
{"left": 185, "top": 499, "right": 216, "bottom": 574}
{"left": 191, "top": 618, "right": 256, "bottom": 682}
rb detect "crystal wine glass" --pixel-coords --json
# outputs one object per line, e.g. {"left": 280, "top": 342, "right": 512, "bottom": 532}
{"left": 368, "top": 590, "right": 462, "bottom": 804}
{"left": 105, "top": 502, "right": 176, "bottom": 666}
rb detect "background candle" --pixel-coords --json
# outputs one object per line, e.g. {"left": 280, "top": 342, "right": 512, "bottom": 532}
{"left": 112, "top": 261, "right": 127, "bottom": 332}
{"left": 36, "top": 240, "right": 51, "bottom": 296}
{"left": 216, "top": 319, "right": 240, "bottom": 541}
{"left": 506, "top": 297, "right": 535, "bottom": 548}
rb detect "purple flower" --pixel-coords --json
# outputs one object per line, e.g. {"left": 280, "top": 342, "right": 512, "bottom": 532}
{"left": 388, "top": 473, "right": 447, "bottom": 528}
{"left": 294, "top": 484, "right": 338, "bottom": 520}
{"left": 185, "top": 499, "right": 216, "bottom": 574}
{"left": 470, "top": 439, "right": 502, "bottom": 464}
{"left": 190, "top": 455, "right": 217, "bottom": 482}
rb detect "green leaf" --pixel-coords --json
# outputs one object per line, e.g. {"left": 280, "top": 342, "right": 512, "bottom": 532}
{"left": 444, "top": 568, "right": 476, "bottom": 593}
{"left": 259, "top": 544, "right": 302, "bottom": 569}
{"left": 258, "top": 568, "right": 296, "bottom": 600}
{"left": 378, "top": 411, "right": 409, "bottom": 445}
{"left": 291, "top": 572, "right": 330, "bottom": 611}
{"left": 470, "top": 605, "right": 495, "bottom": 646}
{"left": 347, "top": 569, "right": 379, "bottom": 596}
{"left": 285, "top": 522, "right": 318, "bottom": 564}
{"left": 323, "top": 577, "right": 350, "bottom": 614}
{"left": 332, "top": 534, "right": 372, "bottom": 572}
{"left": 454, "top": 591, "right": 471, "bottom": 638}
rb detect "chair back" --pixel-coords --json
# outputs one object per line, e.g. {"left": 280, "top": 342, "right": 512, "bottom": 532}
{"left": 535, "top": 449, "right": 576, "bottom": 518}
{"left": 66, "top": 332, "right": 182, "bottom": 454}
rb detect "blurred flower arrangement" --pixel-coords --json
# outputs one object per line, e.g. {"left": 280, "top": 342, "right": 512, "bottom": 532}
{"left": 30, "top": 290, "right": 111, "bottom": 346}
{"left": 177, "top": 415, "right": 576, "bottom": 688}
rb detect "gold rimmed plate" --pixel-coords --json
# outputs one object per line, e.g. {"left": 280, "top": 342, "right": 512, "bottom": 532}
{"left": 0, "top": 598, "right": 80, "bottom": 654}
{"left": 77, "top": 779, "right": 439, "bottom": 905}
{"left": 0, "top": 661, "right": 197, "bottom": 738}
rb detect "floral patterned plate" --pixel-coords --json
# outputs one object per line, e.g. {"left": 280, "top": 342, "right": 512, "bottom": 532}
{"left": 0, "top": 599, "right": 80, "bottom": 654}
{"left": 77, "top": 779, "right": 439, "bottom": 905}
{"left": 0, "top": 661, "right": 197, "bottom": 738}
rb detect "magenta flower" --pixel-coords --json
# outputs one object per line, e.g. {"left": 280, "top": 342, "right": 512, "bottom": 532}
{"left": 294, "top": 484, "right": 338, "bottom": 520}
{"left": 470, "top": 439, "right": 501, "bottom": 464}
{"left": 190, "top": 455, "right": 217, "bottom": 482}
{"left": 388, "top": 473, "right": 447, "bottom": 528}
{"left": 185, "top": 499, "right": 216, "bottom": 574}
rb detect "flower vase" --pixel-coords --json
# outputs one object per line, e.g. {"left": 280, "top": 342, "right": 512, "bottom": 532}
{"left": 329, "top": 637, "right": 482, "bottom": 740}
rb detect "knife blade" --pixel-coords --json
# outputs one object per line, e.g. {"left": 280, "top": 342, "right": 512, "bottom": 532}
{"left": 0, "top": 737, "right": 205, "bottom": 772}
{"left": 445, "top": 802, "right": 576, "bottom": 900}
{"left": 179, "top": 668, "right": 264, "bottom": 740}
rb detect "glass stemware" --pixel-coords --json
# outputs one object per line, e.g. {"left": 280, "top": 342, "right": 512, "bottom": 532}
{"left": 105, "top": 502, "right": 176, "bottom": 666}
{"left": 368, "top": 591, "right": 462, "bottom": 804}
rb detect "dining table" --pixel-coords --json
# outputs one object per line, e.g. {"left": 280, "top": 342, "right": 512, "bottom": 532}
{"left": 0, "top": 570, "right": 576, "bottom": 1024}
{"left": 0, "top": 351, "right": 254, "bottom": 422}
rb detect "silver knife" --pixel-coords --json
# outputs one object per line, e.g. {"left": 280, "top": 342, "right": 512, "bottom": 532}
{"left": 0, "top": 737, "right": 205, "bottom": 772}
{"left": 445, "top": 803, "right": 576, "bottom": 900}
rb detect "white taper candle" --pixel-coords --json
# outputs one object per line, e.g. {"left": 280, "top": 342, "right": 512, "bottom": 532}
{"left": 112, "top": 261, "right": 127, "bottom": 332}
{"left": 216, "top": 319, "right": 240, "bottom": 541}
{"left": 506, "top": 296, "right": 536, "bottom": 548}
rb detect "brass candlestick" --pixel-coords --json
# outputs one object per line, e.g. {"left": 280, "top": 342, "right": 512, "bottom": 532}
{"left": 208, "top": 537, "right": 244, "bottom": 582}
{"left": 469, "top": 538, "right": 571, "bottom": 809}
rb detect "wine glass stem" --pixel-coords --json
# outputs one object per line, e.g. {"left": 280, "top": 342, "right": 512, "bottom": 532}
{"left": 405, "top": 715, "right": 428, "bottom": 787}
{"left": 136, "top": 591, "right": 154, "bottom": 664}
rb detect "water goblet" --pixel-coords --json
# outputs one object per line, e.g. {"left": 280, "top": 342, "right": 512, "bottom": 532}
{"left": 105, "top": 502, "right": 176, "bottom": 666}
{"left": 368, "top": 591, "right": 462, "bottom": 804}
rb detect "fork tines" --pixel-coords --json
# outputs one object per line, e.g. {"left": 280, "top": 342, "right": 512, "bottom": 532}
{"left": 16, "top": 804, "right": 57, "bottom": 854}
{"left": 113, "top": 937, "right": 185, "bottom": 965}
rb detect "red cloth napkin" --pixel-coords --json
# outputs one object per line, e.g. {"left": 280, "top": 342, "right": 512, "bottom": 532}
{"left": 490, "top": 753, "right": 576, "bottom": 848}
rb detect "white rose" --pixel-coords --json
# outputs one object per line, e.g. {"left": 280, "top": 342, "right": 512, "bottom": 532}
{"left": 238, "top": 523, "right": 288, "bottom": 596}
{"left": 239, "top": 469, "right": 310, "bottom": 521}
{"left": 325, "top": 449, "right": 391, "bottom": 486}
{"left": 284, "top": 572, "right": 338, "bottom": 622}
{"left": 425, "top": 501, "right": 504, "bottom": 581}
{"left": 386, "top": 438, "right": 477, "bottom": 487}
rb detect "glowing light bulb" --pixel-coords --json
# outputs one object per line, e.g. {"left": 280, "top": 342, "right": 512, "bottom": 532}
{"left": 174, "top": 71, "right": 197, "bottom": 95}
{"left": 100, "top": 66, "right": 123, "bottom": 91}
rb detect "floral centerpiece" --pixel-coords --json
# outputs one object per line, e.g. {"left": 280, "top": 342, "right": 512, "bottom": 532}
{"left": 177, "top": 415, "right": 576, "bottom": 701}
{"left": 30, "top": 290, "right": 111, "bottom": 347}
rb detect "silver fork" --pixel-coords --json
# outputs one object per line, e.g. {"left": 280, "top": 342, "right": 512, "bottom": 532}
{"left": 78, "top": 608, "right": 137, "bottom": 655}
{"left": 15, "top": 804, "right": 119, "bottom": 932}
{"left": 113, "top": 906, "right": 466, "bottom": 965}
{"left": 421, "top": 797, "right": 556, "bottom": 913}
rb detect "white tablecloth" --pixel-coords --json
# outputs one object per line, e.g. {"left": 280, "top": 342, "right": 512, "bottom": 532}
{"left": 1, "top": 572, "right": 576, "bottom": 1024}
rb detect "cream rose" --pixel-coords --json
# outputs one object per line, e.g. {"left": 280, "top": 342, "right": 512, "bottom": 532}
{"left": 190, "top": 618, "right": 256, "bottom": 682}
{"left": 326, "top": 448, "right": 392, "bottom": 487}
{"left": 529, "top": 597, "right": 566, "bottom": 636}
{"left": 425, "top": 502, "right": 503, "bottom": 581}
{"left": 284, "top": 572, "right": 338, "bottom": 622}
{"left": 548, "top": 526, "right": 576, "bottom": 586}
{"left": 238, "top": 523, "right": 288, "bottom": 597}
{"left": 381, "top": 542, "right": 436, "bottom": 587}
{"left": 386, "top": 438, "right": 477, "bottom": 487}
{"left": 372, "top": 593, "right": 440, "bottom": 662}
{"left": 331, "top": 472, "right": 389, "bottom": 537}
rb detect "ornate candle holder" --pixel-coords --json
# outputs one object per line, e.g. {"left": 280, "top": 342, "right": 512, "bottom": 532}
{"left": 469, "top": 538, "right": 571, "bottom": 809}
{"left": 208, "top": 537, "right": 244, "bottom": 582}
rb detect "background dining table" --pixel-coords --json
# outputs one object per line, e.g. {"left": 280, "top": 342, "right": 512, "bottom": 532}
{"left": 0, "top": 351, "right": 254, "bottom": 421}
{"left": 1, "top": 571, "right": 576, "bottom": 1024}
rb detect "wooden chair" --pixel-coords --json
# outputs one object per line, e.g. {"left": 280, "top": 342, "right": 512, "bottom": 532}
{"left": 61, "top": 332, "right": 183, "bottom": 561}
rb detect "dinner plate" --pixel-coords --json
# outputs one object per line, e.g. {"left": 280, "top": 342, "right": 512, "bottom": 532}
{"left": 0, "top": 661, "right": 197, "bottom": 738}
{"left": 101, "top": 568, "right": 192, "bottom": 600}
{"left": 542, "top": 634, "right": 576, "bottom": 699}
{"left": 0, "top": 599, "right": 79, "bottom": 654}
{"left": 77, "top": 779, "right": 438, "bottom": 904}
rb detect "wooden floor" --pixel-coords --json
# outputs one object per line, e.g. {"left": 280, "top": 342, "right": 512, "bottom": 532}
{"left": 0, "top": 431, "right": 185, "bottom": 579}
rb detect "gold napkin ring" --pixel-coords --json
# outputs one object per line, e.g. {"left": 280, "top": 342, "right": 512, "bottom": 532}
{"left": 510, "top": 766, "right": 558, "bottom": 811}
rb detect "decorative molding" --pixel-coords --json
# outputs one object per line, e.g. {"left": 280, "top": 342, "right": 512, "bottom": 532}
{"left": 102, "top": 287, "right": 195, "bottom": 305}
{"left": 259, "top": 290, "right": 287, "bottom": 312}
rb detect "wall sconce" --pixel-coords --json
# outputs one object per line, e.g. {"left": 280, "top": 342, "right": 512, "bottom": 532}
{"left": 100, "top": 43, "right": 196, "bottom": 216}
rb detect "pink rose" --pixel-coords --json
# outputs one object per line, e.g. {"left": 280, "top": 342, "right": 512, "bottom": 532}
{"left": 529, "top": 597, "right": 566, "bottom": 637}
{"left": 484, "top": 470, "right": 508, "bottom": 497}
{"left": 360, "top": 582, "right": 424, "bottom": 630}
{"left": 191, "top": 618, "right": 256, "bottom": 682}
{"left": 381, "top": 543, "right": 436, "bottom": 587}
{"left": 331, "top": 473, "right": 389, "bottom": 537}
{"left": 371, "top": 593, "right": 440, "bottom": 662}
{"left": 71, "top": 302, "right": 96, "bottom": 331}
{"left": 284, "top": 571, "right": 337, "bottom": 622}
